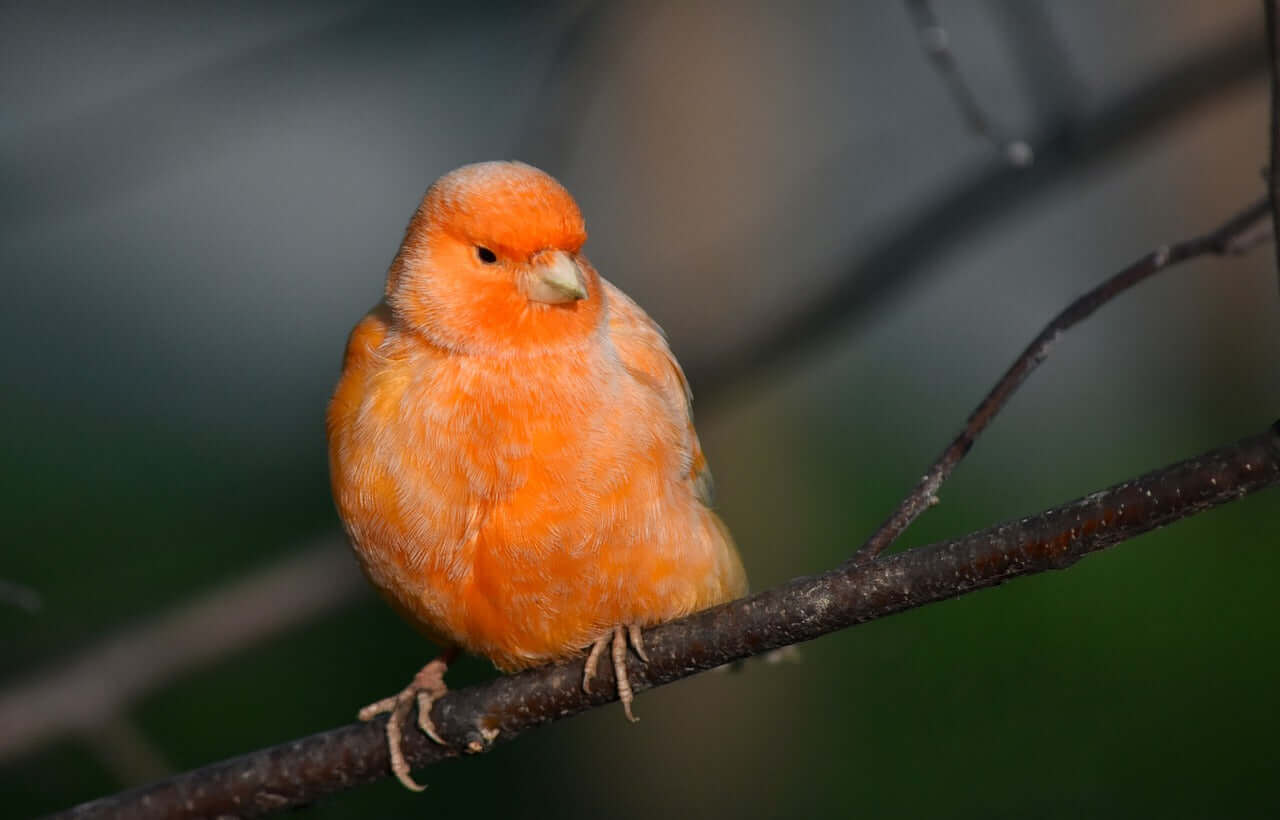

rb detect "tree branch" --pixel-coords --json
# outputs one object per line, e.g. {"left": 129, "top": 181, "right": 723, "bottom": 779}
{"left": 851, "top": 196, "right": 1272, "bottom": 564}
{"left": 692, "top": 20, "right": 1265, "bottom": 406}
{"left": 51, "top": 421, "right": 1280, "bottom": 820}
{"left": 904, "top": 0, "right": 1033, "bottom": 165}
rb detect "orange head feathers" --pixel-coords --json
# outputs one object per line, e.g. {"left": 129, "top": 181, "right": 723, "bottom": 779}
{"left": 386, "top": 161, "right": 603, "bottom": 355}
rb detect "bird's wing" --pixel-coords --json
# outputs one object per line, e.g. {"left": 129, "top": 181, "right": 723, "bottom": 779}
{"left": 602, "top": 279, "right": 715, "bottom": 507}
{"left": 328, "top": 301, "right": 393, "bottom": 439}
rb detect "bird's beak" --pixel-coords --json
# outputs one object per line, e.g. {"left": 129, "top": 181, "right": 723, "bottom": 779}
{"left": 526, "top": 250, "right": 588, "bottom": 304}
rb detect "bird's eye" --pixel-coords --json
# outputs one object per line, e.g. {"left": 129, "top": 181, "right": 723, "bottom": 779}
{"left": 476, "top": 246, "right": 497, "bottom": 264}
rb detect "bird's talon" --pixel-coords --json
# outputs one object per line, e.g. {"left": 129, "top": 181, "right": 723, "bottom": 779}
{"left": 583, "top": 625, "right": 649, "bottom": 720}
{"left": 627, "top": 624, "right": 650, "bottom": 663}
{"left": 385, "top": 697, "right": 427, "bottom": 791}
{"left": 416, "top": 691, "right": 448, "bottom": 746}
{"left": 611, "top": 624, "right": 642, "bottom": 722}
{"left": 361, "top": 651, "right": 456, "bottom": 791}
{"left": 582, "top": 633, "right": 610, "bottom": 694}
{"left": 356, "top": 695, "right": 397, "bottom": 721}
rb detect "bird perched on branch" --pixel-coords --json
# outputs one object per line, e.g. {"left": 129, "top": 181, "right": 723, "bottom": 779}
{"left": 327, "top": 161, "right": 747, "bottom": 790}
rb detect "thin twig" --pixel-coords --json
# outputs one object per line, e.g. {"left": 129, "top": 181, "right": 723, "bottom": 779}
{"left": 850, "top": 196, "right": 1272, "bottom": 565}
{"left": 1266, "top": 0, "right": 1280, "bottom": 289}
{"left": 904, "top": 0, "right": 1033, "bottom": 165}
{"left": 692, "top": 21, "right": 1265, "bottom": 406}
{"left": 51, "top": 422, "right": 1280, "bottom": 820}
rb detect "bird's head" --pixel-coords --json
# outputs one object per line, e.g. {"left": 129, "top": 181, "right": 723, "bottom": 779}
{"left": 386, "top": 161, "right": 602, "bottom": 355}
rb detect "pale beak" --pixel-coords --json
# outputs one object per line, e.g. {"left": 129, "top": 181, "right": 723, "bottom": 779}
{"left": 526, "top": 250, "right": 588, "bottom": 304}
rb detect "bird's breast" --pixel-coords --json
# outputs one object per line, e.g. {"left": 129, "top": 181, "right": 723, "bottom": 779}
{"left": 337, "top": 340, "right": 629, "bottom": 575}
{"left": 331, "top": 331, "right": 719, "bottom": 664}
{"left": 410, "top": 347, "right": 615, "bottom": 496}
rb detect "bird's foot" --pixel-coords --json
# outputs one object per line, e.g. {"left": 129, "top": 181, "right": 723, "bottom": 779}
{"left": 358, "top": 650, "right": 456, "bottom": 791}
{"left": 582, "top": 624, "right": 650, "bottom": 722}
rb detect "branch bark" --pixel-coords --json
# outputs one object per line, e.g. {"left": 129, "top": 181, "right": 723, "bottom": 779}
{"left": 52, "top": 421, "right": 1280, "bottom": 820}
{"left": 852, "top": 196, "right": 1271, "bottom": 564}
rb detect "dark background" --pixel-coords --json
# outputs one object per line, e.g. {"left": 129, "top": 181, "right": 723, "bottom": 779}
{"left": 3, "top": 1, "right": 1278, "bottom": 817}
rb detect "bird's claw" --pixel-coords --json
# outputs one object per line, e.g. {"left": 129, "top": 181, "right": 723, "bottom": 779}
{"left": 627, "top": 623, "right": 650, "bottom": 663}
{"left": 582, "top": 624, "right": 649, "bottom": 722}
{"left": 358, "top": 655, "right": 452, "bottom": 791}
{"left": 416, "top": 690, "right": 447, "bottom": 745}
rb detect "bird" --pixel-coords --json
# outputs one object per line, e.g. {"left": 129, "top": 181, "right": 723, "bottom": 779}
{"left": 326, "top": 160, "right": 747, "bottom": 790}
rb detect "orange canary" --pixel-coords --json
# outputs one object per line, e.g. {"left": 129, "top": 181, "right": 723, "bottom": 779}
{"left": 327, "top": 161, "right": 747, "bottom": 789}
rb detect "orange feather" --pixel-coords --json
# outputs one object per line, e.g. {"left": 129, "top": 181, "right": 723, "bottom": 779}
{"left": 327, "top": 160, "right": 746, "bottom": 673}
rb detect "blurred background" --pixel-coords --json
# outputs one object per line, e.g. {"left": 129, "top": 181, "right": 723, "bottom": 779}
{"left": 3, "top": 1, "right": 1279, "bottom": 817}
